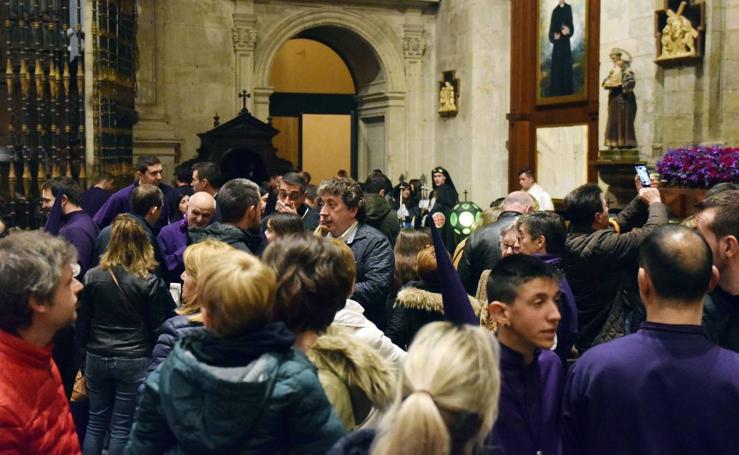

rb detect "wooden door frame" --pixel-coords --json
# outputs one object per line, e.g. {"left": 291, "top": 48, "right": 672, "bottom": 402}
{"left": 507, "top": 0, "right": 601, "bottom": 193}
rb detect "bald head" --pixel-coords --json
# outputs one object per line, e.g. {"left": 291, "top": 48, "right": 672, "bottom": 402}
{"left": 639, "top": 225, "right": 713, "bottom": 302}
{"left": 187, "top": 191, "right": 216, "bottom": 228}
{"left": 502, "top": 191, "right": 535, "bottom": 214}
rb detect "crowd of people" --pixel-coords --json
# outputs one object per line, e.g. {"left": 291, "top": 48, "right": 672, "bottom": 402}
{"left": 1, "top": 154, "right": 738, "bottom": 454}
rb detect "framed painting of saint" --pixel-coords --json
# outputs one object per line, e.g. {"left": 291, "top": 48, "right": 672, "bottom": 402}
{"left": 536, "top": 0, "right": 589, "bottom": 105}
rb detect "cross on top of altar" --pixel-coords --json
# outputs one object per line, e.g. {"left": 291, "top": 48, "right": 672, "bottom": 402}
{"left": 239, "top": 90, "right": 251, "bottom": 114}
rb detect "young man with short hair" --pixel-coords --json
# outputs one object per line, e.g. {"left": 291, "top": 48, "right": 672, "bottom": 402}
{"left": 93, "top": 155, "right": 173, "bottom": 233}
{"left": 563, "top": 181, "right": 667, "bottom": 350}
{"left": 517, "top": 212, "right": 578, "bottom": 362}
{"left": 518, "top": 167, "right": 554, "bottom": 211}
{"left": 0, "top": 231, "right": 84, "bottom": 454}
{"left": 695, "top": 189, "right": 739, "bottom": 351}
{"left": 562, "top": 225, "right": 739, "bottom": 454}
{"left": 486, "top": 254, "right": 564, "bottom": 455}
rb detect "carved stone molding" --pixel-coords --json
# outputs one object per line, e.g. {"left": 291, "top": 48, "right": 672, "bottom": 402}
{"left": 233, "top": 26, "right": 257, "bottom": 52}
{"left": 402, "top": 24, "right": 426, "bottom": 60}
{"left": 402, "top": 35, "right": 426, "bottom": 59}
{"left": 233, "top": 14, "right": 257, "bottom": 53}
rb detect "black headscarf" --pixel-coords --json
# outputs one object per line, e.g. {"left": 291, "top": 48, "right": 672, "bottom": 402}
{"left": 431, "top": 166, "right": 459, "bottom": 202}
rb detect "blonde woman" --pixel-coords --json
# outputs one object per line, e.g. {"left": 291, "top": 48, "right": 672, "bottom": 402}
{"left": 329, "top": 321, "right": 501, "bottom": 455}
{"left": 77, "top": 214, "right": 175, "bottom": 455}
{"left": 146, "top": 239, "right": 234, "bottom": 374}
{"left": 126, "top": 249, "right": 345, "bottom": 453}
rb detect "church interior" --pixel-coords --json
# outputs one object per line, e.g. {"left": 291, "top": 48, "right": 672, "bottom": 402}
{"left": 1, "top": 0, "right": 737, "bottom": 226}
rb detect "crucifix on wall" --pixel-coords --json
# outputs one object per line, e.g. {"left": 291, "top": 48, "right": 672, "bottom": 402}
{"left": 438, "top": 71, "right": 459, "bottom": 117}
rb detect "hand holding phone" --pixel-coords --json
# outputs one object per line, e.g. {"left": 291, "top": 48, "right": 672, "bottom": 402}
{"left": 635, "top": 165, "right": 651, "bottom": 188}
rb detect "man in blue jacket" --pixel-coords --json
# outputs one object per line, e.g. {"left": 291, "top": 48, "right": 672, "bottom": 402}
{"left": 317, "top": 177, "right": 394, "bottom": 330}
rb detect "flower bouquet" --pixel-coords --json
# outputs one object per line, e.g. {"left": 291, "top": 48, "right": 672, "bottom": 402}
{"left": 656, "top": 145, "right": 739, "bottom": 188}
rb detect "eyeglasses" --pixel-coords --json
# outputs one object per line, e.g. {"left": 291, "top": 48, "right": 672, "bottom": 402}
{"left": 278, "top": 191, "right": 303, "bottom": 202}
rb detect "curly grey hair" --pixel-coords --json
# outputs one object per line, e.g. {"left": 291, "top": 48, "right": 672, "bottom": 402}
{"left": 0, "top": 231, "right": 77, "bottom": 333}
{"left": 317, "top": 177, "right": 366, "bottom": 222}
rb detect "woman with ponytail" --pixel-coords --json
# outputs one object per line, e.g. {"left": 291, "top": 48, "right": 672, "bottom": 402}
{"left": 329, "top": 321, "right": 501, "bottom": 455}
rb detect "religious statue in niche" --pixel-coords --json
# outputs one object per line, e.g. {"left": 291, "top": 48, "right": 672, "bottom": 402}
{"left": 438, "top": 71, "right": 459, "bottom": 117}
{"left": 603, "top": 48, "right": 637, "bottom": 149}
{"left": 655, "top": 0, "right": 705, "bottom": 64}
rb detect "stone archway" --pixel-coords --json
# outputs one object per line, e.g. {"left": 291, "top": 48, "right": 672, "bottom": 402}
{"left": 253, "top": 9, "right": 408, "bottom": 180}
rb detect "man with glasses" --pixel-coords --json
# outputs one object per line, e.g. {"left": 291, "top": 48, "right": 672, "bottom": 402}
{"left": 261, "top": 172, "right": 319, "bottom": 232}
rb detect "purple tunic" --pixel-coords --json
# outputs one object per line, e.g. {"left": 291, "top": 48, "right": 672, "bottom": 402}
{"left": 539, "top": 254, "right": 578, "bottom": 363}
{"left": 562, "top": 322, "right": 739, "bottom": 454}
{"left": 80, "top": 187, "right": 113, "bottom": 218}
{"left": 157, "top": 219, "right": 187, "bottom": 284}
{"left": 59, "top": 210, "right": 99, "bottom": 279}
{"left": 93, "top": 182, "right": 172, "bottom": 234}
{"left": 488, "top": 343, "right": 564, "bottom": 455}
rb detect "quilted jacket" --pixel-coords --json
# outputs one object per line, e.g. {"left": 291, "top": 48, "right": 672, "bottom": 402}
{"left": 0, "top": 330, "right": 81, "bottom": 454}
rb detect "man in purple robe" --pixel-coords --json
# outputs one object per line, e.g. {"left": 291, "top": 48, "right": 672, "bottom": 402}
{"left": 485, "top": 254, "right": 564, "bottom": 455}
{"left": 517, "top": 211, "right": 577, "bottom": 364}
{"left": 93, "top": 155, "right": 172, "bottom": 234}
{"left": 562, "top": 225, "right": 739, "bottom": 454}
{"left": 42, "top": 176, "right": 99, "bottom": 280}
{"left": 157, "top": 191, "right": 216, "bottom": 284}
{"left": 79, "top": 172, "right": 114, "bottom": 218}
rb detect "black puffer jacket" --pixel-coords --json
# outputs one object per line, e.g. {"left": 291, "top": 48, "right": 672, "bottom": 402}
{"left": 348, "top": 223, "right": 394, "bottom": 330}
{"left": 563, "top": 196, "right": 668, "bottom": 350}
{"left": 77, "top": 265, "right": 176, "bottom": 358}
{"left": 457, "top": 211, "right": 521, "bottom": 293}
{"left": 188, "top": 221, "right": 264, "bottom": 255}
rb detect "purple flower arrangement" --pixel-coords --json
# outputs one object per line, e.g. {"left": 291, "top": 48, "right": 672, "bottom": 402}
{"left": 656, "top": 145, "right": 739, "bottom": 188}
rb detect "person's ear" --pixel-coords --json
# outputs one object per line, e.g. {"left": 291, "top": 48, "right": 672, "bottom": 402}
{"left": 488, "top": 301, "right": 511, "bottom": 327}
{"left": 348, "top": 206, "right": 359, "bottom": 218}
{"left": 28, "top": 294, "right": 49, "bottom": 315}
{"left": 638, "top": 267, "right": 652, "bottom": 300}
{"left": 536, "top": 235, "right": 546, "bottom": 251}
{"left": 707, "top": 265, "right": 720, "bottom": 293}
{"left": 379, "top": 189, "right": 385, "bottom": 197}
{"left": 135, "top": 170, "right": 144, "bottom": 183}
{"left": 722, "top": 235, "right": 737, "bottom": 259}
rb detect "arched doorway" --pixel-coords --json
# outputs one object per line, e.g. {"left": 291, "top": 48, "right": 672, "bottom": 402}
{"left": 253, "top": 10, "right": 407, "bottom": 183}
{"left": 269, "top": 38, "right": 356, "bottom": 184}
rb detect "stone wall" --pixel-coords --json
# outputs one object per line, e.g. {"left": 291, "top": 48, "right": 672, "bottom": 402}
{"left": 599, "top": 0, "right": 739, "bottom": 162}
{"left": 434, "top": 0, "right": 511, "bottom": 205}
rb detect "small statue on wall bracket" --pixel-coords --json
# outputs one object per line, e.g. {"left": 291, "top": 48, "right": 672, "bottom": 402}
{"left": 438, "top": 71, "right": 459, "bottom": 117}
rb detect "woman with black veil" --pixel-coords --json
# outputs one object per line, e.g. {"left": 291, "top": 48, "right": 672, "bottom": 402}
{"left": 425, "top": 166, "right": 459, "bottom": 252}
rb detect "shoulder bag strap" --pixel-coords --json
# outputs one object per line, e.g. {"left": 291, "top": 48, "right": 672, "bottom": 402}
{"left": 109, "top": 268, "right": 147, "bottom": 331}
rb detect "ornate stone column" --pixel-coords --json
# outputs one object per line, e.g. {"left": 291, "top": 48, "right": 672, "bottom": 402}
{"left": 402, "top": 11, "right": 427, "bottom": 181}
{"left": 233, "top": 11, "right": 258, "bottom": 116}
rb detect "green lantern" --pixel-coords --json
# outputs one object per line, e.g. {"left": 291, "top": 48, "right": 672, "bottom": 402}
{"left": 450, "top": 201, "right": 482, "bottom": 237}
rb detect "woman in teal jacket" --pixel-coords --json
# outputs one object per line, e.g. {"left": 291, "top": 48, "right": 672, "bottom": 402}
{"left": 125, "top": 249, "right": 344, "bottom": 454}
